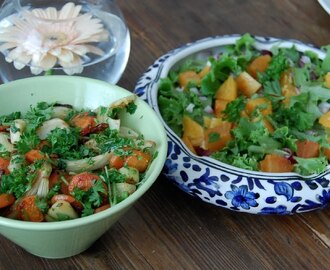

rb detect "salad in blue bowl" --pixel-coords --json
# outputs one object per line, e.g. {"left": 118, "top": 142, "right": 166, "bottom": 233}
{"left": 135, "top": 33, "right": 330, "bottom": 215}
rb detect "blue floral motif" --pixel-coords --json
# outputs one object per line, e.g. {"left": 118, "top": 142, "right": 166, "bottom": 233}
{"left": 259, "top": 205, "right": 290, "bottom": 215}
{"left": 274, "top": 182, "right": 293, "bottom": 201}
{"left": 317, "top": 189, "right": 330, "bottom": 207}
{"left": 134, "top": 86, "right": 146, "bottom": 98}
{"left": 190, "top": 168, "right": 222, "bottom": 197}
{"left": 163, "top": 159, "right": 178, "bottom": 174}
{"left": 225, "top": 184, "right": 258, "bottom": 210}
{"left": 295, "top": 200, "right": 322, "bottom": 212}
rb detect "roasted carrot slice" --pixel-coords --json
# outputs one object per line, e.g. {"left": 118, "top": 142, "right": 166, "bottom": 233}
{"left": 125, "top": 149, "right": 152, "bottom": 173}
{"left": 16, "top": 195, "right": 44, "bottom": 222}
{"left": 109, "top": 154, "right": 125, "bottom": 169}
{"left": 71, "top": 112, "right": 96, "bottom": 135}
{"left": 0, "top": 193, "right": 15, "bottom": 208}
{"left": 68, "top": 172, "right": 100, "bottom": 193}
{"left": 25, "top": 149, "right": 45, "bottom": 163}
{"left": 0, "top": 157, "right": 10, "bottom": 175}
{"left": 94, "top": 204, "right": 110, "bottom": 214}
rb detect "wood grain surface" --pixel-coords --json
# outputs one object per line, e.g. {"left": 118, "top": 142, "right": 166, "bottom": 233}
{"left": 1, "top": 0, "right": 330, "bottom": 269}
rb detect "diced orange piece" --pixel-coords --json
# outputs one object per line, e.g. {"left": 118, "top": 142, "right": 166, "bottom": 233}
{"left": 203, "top": 116, "right": 212, "bottom": 128}
{"left": 182, "top": 115, "right": 204, "bottom": 147}
{"left": 236, "top": 71, "right": 262, "bottom": 97}
{"left": 178, "top": 71, "right": 201, "bottom": 88}
{"left": 322, "top": 137, "right": 330, "bottom": 161}
{"left": 215, "top": 75, "right": 238, "bottom": 101}
{"left": 319, "top": 111, "right": 330, "bottom": 129}
{"left": 296, "top": 140, "right": 320, "bottom": 158}
{"left": 247, "top": 54, "right": 272, "bottom": 79}
{"left": 214, "top": 99, "right": 230, "bottom": 118}
{"left": 280, "top": 70, "right": 294, "bottom": 86}
{"left": 262, "top": 118, "right": 274, "bottom": 133}
{"left": 259, "top": 154, "right": 294, "bottom": 173}
{"left": 280, "top": 70, "right": 298, "bottom": 105}
{"left": 281, "top": 84, "right": 298, "bottom": 105}
{"left": 324, "top": 72, "right": 330, "bottom": 88}
{"left": 246, "top": 97, "right": 272, "bottom": 116}
{"left": 182, "top": 135, "right": 197, "bottom": 154}
{"left": 198, "top": 65, "right": 211, "bottom": 79}
{"left": 203, "top": 122, "right": 232, "bottom": 152}
{"left": 209, "top": 117, "right": 232, "bottom": 129}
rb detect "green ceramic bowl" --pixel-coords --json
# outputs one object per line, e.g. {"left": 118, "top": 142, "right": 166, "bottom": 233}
{"left": 0, "top": 76, "right": 168, "bottom": 258}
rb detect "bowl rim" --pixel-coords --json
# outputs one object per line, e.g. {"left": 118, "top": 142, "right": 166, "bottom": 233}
{"left": 138, "top": 34, "right": 330, "bottom": 180}
{"left": 0, "top": 75, "right": 168, "bottom": 229}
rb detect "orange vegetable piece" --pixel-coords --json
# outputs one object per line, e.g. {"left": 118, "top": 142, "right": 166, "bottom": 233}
{"left": 280, "top": 70, "right": 298, "bottom": 105}
{"left": 182, "top": 135, "right": 197, "bottom": 154}
{"left": 0, "top": 125, "right": 9, "bottom": 132}
{"left": 259, "top": 154, "right": 294, "bottom": 173}
{"left": 262, "top": 118, "right": 274, "bottom": 133}
{"left": 198, "top": 65, "right": 211, "bottom": 79}
{"left": 71, "top": 112, "right": 96, "bottom": 135}
{"left": 247, "top": 54, "right": 272, "bottom": 78}
{"left": 109, "top": 154, "right": 125, "bottom": 169}
{"left": 25, "top": 149, "right": 45, "bottom": 163}
{"left": 215, "top": 75, "right": 238, "bottom": 101}
{"left": 0, "top": 157, "right": 10, "bottom": 175}
{"left": 68, "top": 172, "right": 100, "bottom": 193}
{"left": 203, "top": 122, "right": 232, "bottom": 152}
{"left": 49, "top": 170, "right": 71, "bottom": 195}
{"left": 319, "top": 111, "right": 330, "bottom": 129}
{"left": 16, "top": 195, "right": 44, "bottom": 222}
{"left": 236, "top": 71, "right": 262, "bottom": 97}
{"left": 322, "top": 138, "right": 330, "bottom": 161}
{"left": 178, "top": 70, "right": 201, "bottom": 88}
{"left": 246, "top": 97, "right": 272, "bottom": 116}
{"left": 0, "top": 193, "right": 15, "bottom": 208}
{"left": 324, "top": 72, "right": 330, "bottom": 88}
{"left": 214, "top": 99, "right": 230, "bottom": 118}
{"left": 125, "top": 149, "right": 152, "bottom": 173}
{"left": 94, "top": 204, "right": 111, "bottom": 214}
{"left": 182, "top": 115, "right": 204, "bottom": 146}
{"left": 296, "top": 140, "right": 320, "bottom": 158}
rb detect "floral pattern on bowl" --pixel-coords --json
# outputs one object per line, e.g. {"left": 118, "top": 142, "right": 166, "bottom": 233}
{"left": 134, "top": 34, "right": 330, "bottom": 214}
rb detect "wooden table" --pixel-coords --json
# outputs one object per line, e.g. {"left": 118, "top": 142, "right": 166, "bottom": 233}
{"left": 1, "top": 0, "right": 330, "bottom": 269}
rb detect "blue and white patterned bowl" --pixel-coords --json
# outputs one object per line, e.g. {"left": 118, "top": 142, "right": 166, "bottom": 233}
{"left": 134, "top": 34, "right": 330, "bottom": 215}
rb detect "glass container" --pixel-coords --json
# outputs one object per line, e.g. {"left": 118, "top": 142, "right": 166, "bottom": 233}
{"left": 0, "top": 0, "right": 130, "bottom": 83}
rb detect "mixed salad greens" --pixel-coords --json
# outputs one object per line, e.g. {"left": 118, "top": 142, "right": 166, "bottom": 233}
{"left": 158, "top": 33, "right": 330, "bottom": 175}
{"left": 0, "top": 96, "right": 157, "bottom": 222}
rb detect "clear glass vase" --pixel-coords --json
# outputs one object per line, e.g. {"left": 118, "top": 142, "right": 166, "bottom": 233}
{"left": 0, "top": 0, "right": 130, "bottom": 83}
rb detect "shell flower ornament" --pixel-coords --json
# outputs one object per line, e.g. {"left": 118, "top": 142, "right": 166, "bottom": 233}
{"left": 0, "top": 2, "right": 109, "bottom": 75}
